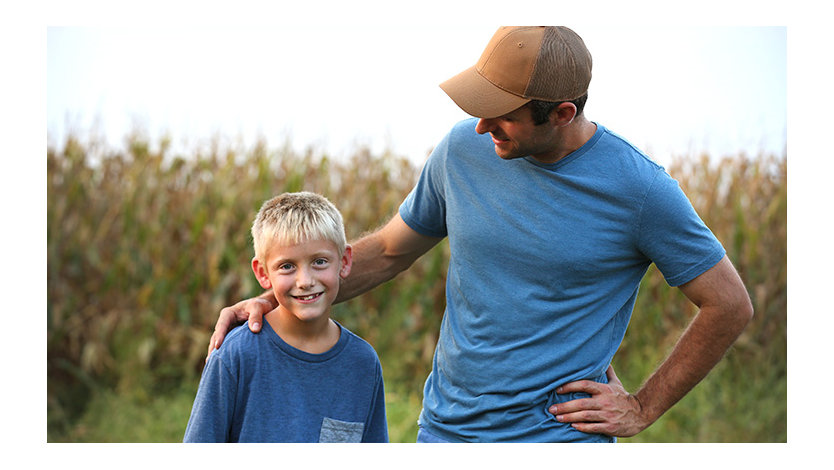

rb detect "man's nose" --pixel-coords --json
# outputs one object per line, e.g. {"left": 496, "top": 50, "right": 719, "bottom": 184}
{"left": 475, "top": 118, "right": 495, "bottom": 135}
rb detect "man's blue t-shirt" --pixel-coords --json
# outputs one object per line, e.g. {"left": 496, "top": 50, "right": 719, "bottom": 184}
{"left": 399, "top": 119, "right": 725, "bottom": 442}
{"left": 183, "top": 320, "right": 388, "bottom": 442}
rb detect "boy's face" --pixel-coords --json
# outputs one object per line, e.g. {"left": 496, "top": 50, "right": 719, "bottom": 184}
{"left": 252, "top": 238, "right": 352, "bottom": 325}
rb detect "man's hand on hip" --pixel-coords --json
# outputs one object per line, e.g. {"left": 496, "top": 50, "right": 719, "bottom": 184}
{"left": 548, "top": 364, "right": 649, "bottom": 437}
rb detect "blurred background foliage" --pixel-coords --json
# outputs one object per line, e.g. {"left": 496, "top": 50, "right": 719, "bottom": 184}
{"left": 47, "top": 132, "right": 786, "bottom": 442}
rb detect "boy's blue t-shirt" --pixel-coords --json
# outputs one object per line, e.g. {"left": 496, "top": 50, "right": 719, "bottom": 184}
{"left": 183, "top": 320, "right": 388, "bottom": 443}
{"left": 399, "top": 119, "right": 725, "bottom": 442}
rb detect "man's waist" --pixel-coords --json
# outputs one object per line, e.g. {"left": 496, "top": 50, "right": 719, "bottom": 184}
{"left": 419, "top": 370, "right": 611, "bottom": 442}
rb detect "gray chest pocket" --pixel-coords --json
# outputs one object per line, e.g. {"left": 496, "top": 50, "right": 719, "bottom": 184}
{"left": 319, "top": 417, "right": 365, "bottom": 443}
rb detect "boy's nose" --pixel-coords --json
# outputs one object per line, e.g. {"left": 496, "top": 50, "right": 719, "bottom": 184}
{"left": 295, "top": 267, "right": 315, "bottom": 289}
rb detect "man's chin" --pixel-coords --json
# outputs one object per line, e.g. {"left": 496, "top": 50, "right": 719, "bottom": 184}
{"left": 494, "top": 147, "right": 523, "bottom": 160}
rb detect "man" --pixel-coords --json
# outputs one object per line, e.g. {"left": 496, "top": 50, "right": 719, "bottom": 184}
{"left": 208, "top": 26, "right": 753, "bottom": 442}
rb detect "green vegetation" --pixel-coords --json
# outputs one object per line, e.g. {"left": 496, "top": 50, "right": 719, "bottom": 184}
{"left": 47, "top": 133, "right": 786, "bottom": 442}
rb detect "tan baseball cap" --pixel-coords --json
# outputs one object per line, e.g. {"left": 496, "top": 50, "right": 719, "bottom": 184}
{"left": 440, "top": 26, "right": 592, "bottom": 119}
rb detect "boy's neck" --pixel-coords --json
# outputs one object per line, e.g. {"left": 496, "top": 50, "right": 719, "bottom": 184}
{"left": 264, "top": 309, "right": 341, "bottom": 354}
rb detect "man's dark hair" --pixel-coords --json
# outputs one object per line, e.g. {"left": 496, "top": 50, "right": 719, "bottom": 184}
{"left": 529, "top": 93, "right": 588, "bottom": 125}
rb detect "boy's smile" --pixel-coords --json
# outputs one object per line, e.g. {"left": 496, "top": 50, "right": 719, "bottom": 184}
{"left": 252, "top": 238, "right": 352, "bottom": 329}
{"left": 293, "top": 292, "right": 324, "bottom": 303}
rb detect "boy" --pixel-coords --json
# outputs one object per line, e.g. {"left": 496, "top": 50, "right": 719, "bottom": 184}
{"left": 184, "top": 192, "right": 388, "bottom": 442}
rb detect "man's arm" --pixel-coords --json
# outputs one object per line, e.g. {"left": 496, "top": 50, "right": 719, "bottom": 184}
{"left": 550, "top": 255, "right": 754, "bottom": 437}
{"left": 207, "top": 213, "right": 441, "bottom": 357}
{"left": 334, "top": 213, "right": 443, "bottom": 303}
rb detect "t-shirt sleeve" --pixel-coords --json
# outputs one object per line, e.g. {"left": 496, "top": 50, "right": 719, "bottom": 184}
{"left": 362, "top": 359, "right": 389, "bottom": 443}
{"left": 636, "top": 169, "right": 726, "bottom": 287}
{"left": 182, "top": 353, "right": 236, "bottom": 442}
{"left": 398, "top": 131, "right": 450, "bottom": 238}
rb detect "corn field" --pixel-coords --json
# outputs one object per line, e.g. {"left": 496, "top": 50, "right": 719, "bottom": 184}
{"left": 47, "top": 132, "right": 786, "bottom": 442}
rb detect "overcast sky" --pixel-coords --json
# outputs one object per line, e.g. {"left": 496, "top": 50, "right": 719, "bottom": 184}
{"left": 47, "top": 24, "right": 786, "bottom": 166}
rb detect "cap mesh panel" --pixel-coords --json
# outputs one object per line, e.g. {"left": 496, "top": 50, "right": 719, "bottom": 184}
{"left": 526, "top": 27, "right": 590, "bottom": 101}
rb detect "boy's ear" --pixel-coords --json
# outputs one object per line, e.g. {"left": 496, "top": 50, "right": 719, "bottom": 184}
{"left": 339, "top": 245, "right": 353, "bottom": 279}
{"left": 252, "top": 257, "right": 272, "bottom": 289}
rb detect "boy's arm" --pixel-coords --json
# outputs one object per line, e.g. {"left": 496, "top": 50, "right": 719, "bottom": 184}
{"left": 208, "top": 213, "right": 441, "bottom": 356}
{"left": 363, "top": 360, "right": 389, "bottom": 443}
{"left": 183, "top": 355, "right": 236, "bottom": 442}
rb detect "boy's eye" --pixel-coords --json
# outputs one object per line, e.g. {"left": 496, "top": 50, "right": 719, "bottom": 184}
{"left": 278, "top": 263, "right": 294, "bottom": 271}
{"left": 313, "top": 258, "right": 329, "bottom": 267}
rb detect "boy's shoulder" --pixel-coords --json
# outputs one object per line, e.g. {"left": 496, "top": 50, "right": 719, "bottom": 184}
{"left": 211, "top": 321, "right": 264, "bottom": 361}
{"left": 337, "top": 323, "right": 381, "bottom": 365}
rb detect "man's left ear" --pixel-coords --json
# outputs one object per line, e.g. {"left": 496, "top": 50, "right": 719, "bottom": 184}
{"left": 552, "top": 102, "right": 578, "bottom": 127}
{"left": 340, "top": 245, "right": 353, "bottom": 279}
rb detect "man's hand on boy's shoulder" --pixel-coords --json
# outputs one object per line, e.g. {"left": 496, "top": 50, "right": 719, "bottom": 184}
{"left": 206, "top": 296, "right": 274, "bottom": 361}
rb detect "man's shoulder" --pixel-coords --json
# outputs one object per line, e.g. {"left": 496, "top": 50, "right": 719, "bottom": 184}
{"left": 595, "top": 124, "right": 664, "bottom": 171}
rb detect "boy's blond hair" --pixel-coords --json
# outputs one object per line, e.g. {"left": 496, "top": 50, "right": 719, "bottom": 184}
{"left": 251, "top": 192, "right": 346, "bottom": 264}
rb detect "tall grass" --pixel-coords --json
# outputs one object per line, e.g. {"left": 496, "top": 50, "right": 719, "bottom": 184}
{"left": 617, "top": 152, "right": 787, "bottom": 442}
{"left": 47, "top": 133, "right": 785, "bottom": 442}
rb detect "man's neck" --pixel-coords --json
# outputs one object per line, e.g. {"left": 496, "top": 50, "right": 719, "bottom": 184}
{"left": 530, "top": 116, "right": 597, "bottom": 165}
{"left": 559, "top": 115, "right": 597, "bottom": 158}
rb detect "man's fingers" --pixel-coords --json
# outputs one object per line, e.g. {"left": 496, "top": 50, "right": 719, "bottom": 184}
{"left": 605, "top": 364, "right": 623, "bottom": 388}
{"left": 569, "top": 421, "right": 610, "bottom": 435}
{"left": 555, "top": 409, "right": 601, "bottom": 423}
{"left": 206, "top": 330, "right": 224, "bottom": 362}
{"left": 548, "top": 396, "right": 597, "bottom": 415}
{"left": 557, "top": 379, "right": 603, "bottom": 396}
{"left": 547, "top": 366, "right": 642, "bottom": 438}
{"left": 206, "top": 298, "right": 273, "bottom": 362}
{"left": 247, "top": 304, "right": 264, "bottom": 333}
{"left": 214, "top": 306, "right": 237, "bottom": 332}
{"left": 206, "top": 306, "right": 241, "bottom": 360}
{"left": 564, "top": 412, "right": 628, "bottom": 437}
{"left": 245, "top": 300, "right": 270, "bottom": 333}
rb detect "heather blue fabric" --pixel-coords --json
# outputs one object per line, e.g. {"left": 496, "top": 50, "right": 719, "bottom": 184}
{"left": 417, "top": 426, "right": 451, "bottom": 443}
{"left": 183, "top": 320, "right": 388, "bottom": 443}
{"left": 399, "top": 119, "right": 725, "bottom": 442}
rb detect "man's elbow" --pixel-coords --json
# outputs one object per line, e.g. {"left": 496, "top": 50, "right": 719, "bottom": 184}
{"left": 731, "top": 289, "right": 755, "bottom": 331}
{"left": 742, "top": 296, "right": 754, "bottom": 324}
{"left": 709, "top": 284, "right": 754, "bottom": 336}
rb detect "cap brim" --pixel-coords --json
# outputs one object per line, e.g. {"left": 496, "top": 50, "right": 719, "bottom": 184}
{"left": 439, "top": 65, "right": 531, "bottom": 119}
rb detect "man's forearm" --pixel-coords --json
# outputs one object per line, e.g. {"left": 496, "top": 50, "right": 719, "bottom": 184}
{"left": 335, "top": 214, "right": 441, "bottom": 304}
{"left": 335, "top": 232, "right": 411, "bottom": 304}
{"left": 634, "top": 301, "right": 753, "bottom": 427}
{"left": 633, "top": 256, "right": 754, "bottom": 429}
